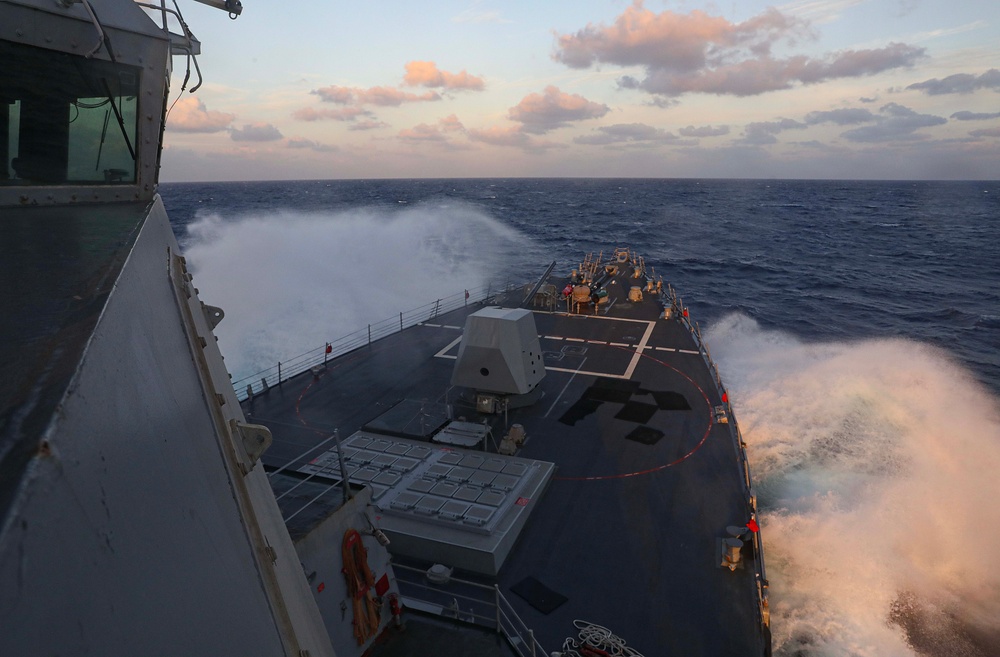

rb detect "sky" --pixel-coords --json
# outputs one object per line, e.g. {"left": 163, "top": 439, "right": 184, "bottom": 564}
{"left": 157, "top": 0, "right": 1000, "bottom": 181}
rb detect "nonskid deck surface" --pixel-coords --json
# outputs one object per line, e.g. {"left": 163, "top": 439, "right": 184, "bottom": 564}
{"left": 244, "top": 265, "right": 767, "bottom": 656}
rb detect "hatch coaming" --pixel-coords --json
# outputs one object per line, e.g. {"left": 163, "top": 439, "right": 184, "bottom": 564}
{"left": 0, "top": 0, "right": 170, "bottom": 206}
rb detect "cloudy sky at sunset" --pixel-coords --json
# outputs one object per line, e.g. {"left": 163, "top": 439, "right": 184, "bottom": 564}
{"left": 159, "top": 0, "right": 1000, "bottom": 181}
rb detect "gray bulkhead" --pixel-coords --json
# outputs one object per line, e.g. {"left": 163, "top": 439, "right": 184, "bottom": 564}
{"left": 0, "top": 1, "right": 338, "bottom": 654}
{"left": 0, "top": 200, "right": 336, "bottom": 657}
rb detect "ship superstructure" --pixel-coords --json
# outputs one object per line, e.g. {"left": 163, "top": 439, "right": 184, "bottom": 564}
{"left": 0, "top": 2, "right": 770, "bottom": 655}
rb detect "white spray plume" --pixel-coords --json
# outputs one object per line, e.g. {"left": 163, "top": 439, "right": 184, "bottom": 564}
{"left": 707, "top": 313, "right": 1000, "bottom": 657}
{"left": 181, "top": 202, "right": 532, "bottom": 381}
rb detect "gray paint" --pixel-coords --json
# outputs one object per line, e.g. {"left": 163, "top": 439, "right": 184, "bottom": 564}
{"left": 451, "top": 308, "right": 545, "bottom": 395}
{"left": 0, "top": 200, "right": 332, "bottom": 656}
{"left": 293, "top": 487, "right": 401, "bottom": 657}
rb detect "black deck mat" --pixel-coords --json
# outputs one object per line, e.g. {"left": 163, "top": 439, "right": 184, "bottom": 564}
{"left": 584, "top": 377, "right": 641, "bottom": 403}
{"left": 558, "top": 398, "right": 602, "bottom": 426}
{"left": 591, "top": 377, "right": 641, "bottom": 393}
{"left": 648, "top": 390, "right": 691, "bottom": 410}
{"left": 510, "top": 576, "right": 567, "bottom": 614}
{"left": 584, "top": 386, "right": 632, "bottom": 403}
{"left": 614, "top": 401, "right": 658, "bottom": 424}
{"left": 625, "top": 426, "right": 665, "bottom": 445}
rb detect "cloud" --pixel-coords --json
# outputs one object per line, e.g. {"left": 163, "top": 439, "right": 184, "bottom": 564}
{"left": 403, "top": 61, "right": 485, "bottom": 91}
{"left": 167, "top": 96, "right": 235, "bottom": 133}
{"left": 466, "top": 126, "right": 560, "bottom": 153}
{"left": 397, "top": 115, "right": 467, "bottom": 144}
{"left": 398, "top": 124, "right": 449, "bottom": 142}
{"left": 508, "top": 86, "right": 609, "bottom": 134}
{"left": 230, "top": 123, "right": 283, "bottom": 142}
{"left": 438, "top": 114, "right": 465, "bottom": 133}
{"left": 313, "top": 85, "right": 441, "bottom": 107}
{"left": 293, "top": 106, "right": 373, "bottom": 122}
{"left": 951, "top": 110, "right": 1000, "bottom": 121}
{"left": 969, "top": 127, "right": 1000, "bottom": 138}
{"left": 574, "top": 123, "right": 686, "bottom": 145}
{"left": 907, "top": 69, "right": 1000, "bottom": 95}
{"left": 738, "top": 118, "right": 807, "bottom": 145}
{"left": 553, "top": 4, "right": 924, "bottom": 98}
{"left": 804, "top": 108, "right": 876, "bottom": 125}
{"left": 840, "top": 102, "right": 946, "bottom": 142}
{"left": 349, "top": 120, "right": 390, "bottom": 131}
{"left": 467, "top": 126, "right": 530, "bottom": 147}
{"left": 287, "top": 138, "right": 338, "bottom": 152}
{"left": 678, "top": 124, "right": 730, "bottom": 138}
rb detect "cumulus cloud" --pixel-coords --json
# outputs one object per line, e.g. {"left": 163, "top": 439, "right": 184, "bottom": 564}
{"left": 313, "top": 85, "right": 441, "bottom": 107}
{"left": 230, "top": 123, "right": 283, "bottom": 142}
{"left": 907, "top": 69, "right": 1000, "bottom": 95}
{"left": 293, "top": 106, "right": 373, "bottom": 122}
{"left": 508, "top": 86, "right": 609, "bottom": 134}
{"left": 467, "top": 125, "right": 531, "bottom": 148}
{"left": 950, "top": 110, "right": 1000, "bottom": 121}
{"left": 397, "top": 115, "right": 467, "bottom": 144}
{"left": 840, "top": 102, "right": 946, "bottom": 142}
{"left": 738, "top": 118, "right": 807, "bottom": 145}
{"left": 349, "top": 120, "right": 389, "bottom": 131}
{"left": 287, "top": 138, "right": 338, "bottom": 152}
{"left": 804, "top": 108, "right": 876, "bottom": 125}
{"left": 678, "top": 124, "right": 730, "bottom": 138}
{"left": 403, "top": 61, "right": 485, "bottom": 91}
{"left": 167, "top": 96, "right": 235, "bottom": 133}
{"left": 574, "top": 123, "right": 686, "bottom": 145}
{"left": 465, "top": 126, "right": 560, "bottom": 153}
{"left": 553, "top": 4, "right": 924, "bottom": 98}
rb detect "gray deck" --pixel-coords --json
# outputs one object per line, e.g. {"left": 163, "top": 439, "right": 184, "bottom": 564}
{"left": 244, "top": 265, "right": 770, "bottom": 656}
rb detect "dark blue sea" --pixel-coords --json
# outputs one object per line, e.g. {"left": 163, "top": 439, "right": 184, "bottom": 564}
{"left": 162, "top": 178, "right": 1000, "bottom": 657}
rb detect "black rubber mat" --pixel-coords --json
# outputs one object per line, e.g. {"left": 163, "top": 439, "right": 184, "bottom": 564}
{"left": 584, "top": 386, "right": 632, "bottom": 403}
{"left": 625, "top": 426, "right": 665, "bottom": 445}
{"left": 558, "top": 398, "right": 602, "bottom": 426}
{"left": 614, "top": 401, "right": 658, "bottom": 424}
{"left": 648, "top": 390, "right": 691, "bottom": 410}
{"left": 510, "top": 576, "right": 567, "bottom": 614}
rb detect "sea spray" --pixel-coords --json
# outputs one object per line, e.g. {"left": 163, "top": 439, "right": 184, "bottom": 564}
{"left": 180, "top": 202, "right": 535, "bottom": 382}
{"left": 706, "top": 314, "right": 1000, "bottom": 656}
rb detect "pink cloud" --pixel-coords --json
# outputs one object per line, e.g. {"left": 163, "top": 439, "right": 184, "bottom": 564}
{"left": 293, "top": 106, "right": 372, "bottom": 122}
{"left": 230, "top": 123, "right": 283, "bottom": 142}
{"left": 403, "top": 61, "right": 485, "bottom": 90}
{"left": 508, "top": 86, "right": 609, "bottom": 134}
{"left": 398, "top": 115, "right": 467, "bottom": 144}
{"left": 399, "top": 123, "right": 450, "bottom": 142}
{"left": 349, "top": 120, "right": 390, "bottom": 131}
{"left": 468, "top": 126, "right": 531, "bottom": 147}
{"left": 554, "top": 3, "right": 924, "bottom": 98}
{"left": 467, "top": 126, "right": 562, "bottom": 153}
{"left": 167, "top": 96, "right": 235, "bottom": 133}
{"left": 313, "top": 84, "right": 441, "bottom": 107}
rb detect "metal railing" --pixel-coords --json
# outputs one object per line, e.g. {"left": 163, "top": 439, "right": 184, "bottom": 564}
{"left": 661, "top": 283, "right": 771, "bottom": 632}
{"left": 233, "top": 282, "right": 516, "bottom": 401}
{"left": 392, "top": 563, "right": 546, "bottom": 657}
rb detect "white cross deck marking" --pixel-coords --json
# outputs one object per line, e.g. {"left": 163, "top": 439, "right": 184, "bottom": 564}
{"left": 429, "top": 313, "right": 660, "bottom": 381}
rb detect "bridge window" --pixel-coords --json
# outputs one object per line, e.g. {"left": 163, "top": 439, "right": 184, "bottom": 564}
{"left": 1, "top": 40, "right": 139, "bottom": 185}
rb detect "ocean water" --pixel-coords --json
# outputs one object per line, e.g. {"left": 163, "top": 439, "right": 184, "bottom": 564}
{"left": 162, "top": 178, "right": 1000, "bottom": 656}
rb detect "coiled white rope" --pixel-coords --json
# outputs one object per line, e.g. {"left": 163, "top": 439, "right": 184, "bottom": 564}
{"left": 554, "top": 620, "right": 645, "bottom": 657}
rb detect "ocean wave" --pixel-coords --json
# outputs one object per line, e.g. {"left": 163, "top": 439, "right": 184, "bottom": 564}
{"left": 705, "top": 314, "right": 1000, "bottom": 657}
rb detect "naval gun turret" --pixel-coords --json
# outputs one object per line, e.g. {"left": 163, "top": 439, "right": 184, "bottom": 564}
{"left": 451, "top": 307, "right": 545, "bottom": 414}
